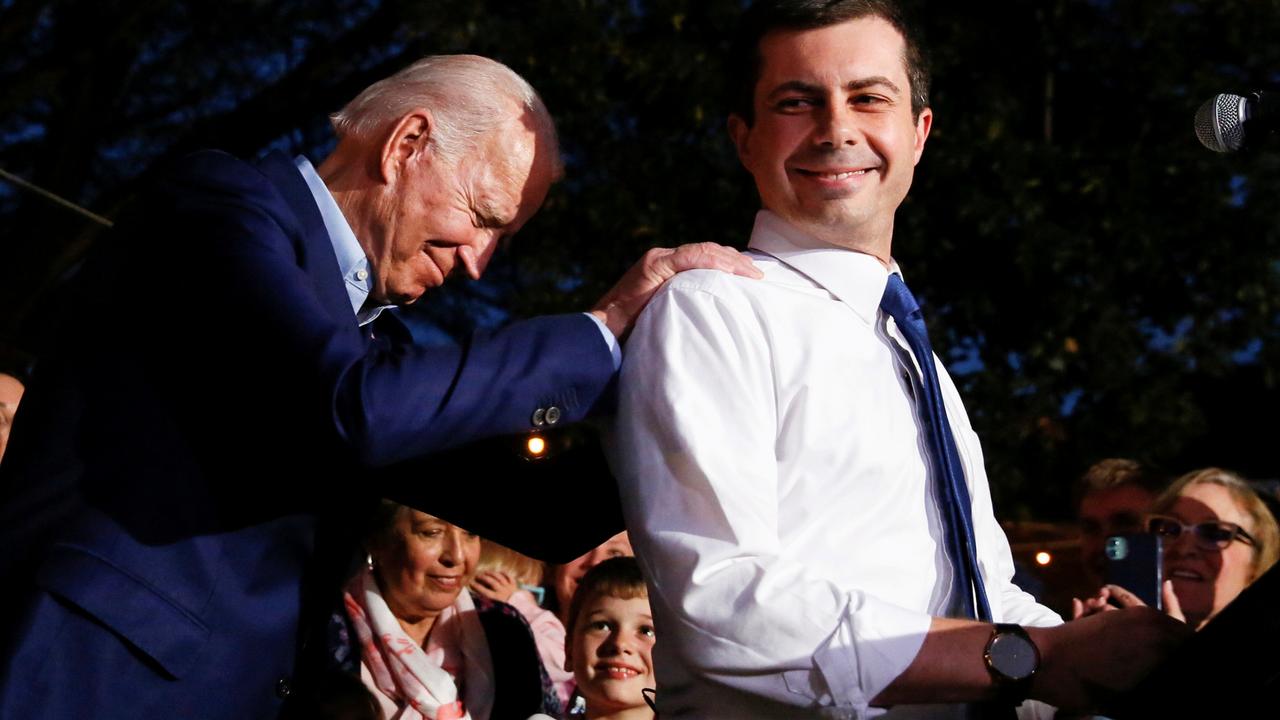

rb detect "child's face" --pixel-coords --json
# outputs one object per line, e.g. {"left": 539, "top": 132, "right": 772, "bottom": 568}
{"left": 569, "top": 592, "right": 656, "bottom": 716}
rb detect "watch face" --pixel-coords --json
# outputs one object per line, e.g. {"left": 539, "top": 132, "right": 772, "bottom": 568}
{"left": 989, "top": 633, "right": 1038, "bottom": 681}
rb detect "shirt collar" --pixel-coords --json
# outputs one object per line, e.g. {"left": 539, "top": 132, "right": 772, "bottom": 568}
{"left": 747, "top": 210, "right": 901, "bottom": 325}
{"left": 293, "top": 155, "right": 391, "bottom": 326}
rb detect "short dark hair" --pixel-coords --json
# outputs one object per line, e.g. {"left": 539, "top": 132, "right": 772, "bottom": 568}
{"left": 564, "top": 556, "right": 648, "bottom": 636}
{"left": 729, "top": 0, "right": 930, "bottom": 124}
{"left": 1073, "top": 458, "right": 1167, "bottom": 511}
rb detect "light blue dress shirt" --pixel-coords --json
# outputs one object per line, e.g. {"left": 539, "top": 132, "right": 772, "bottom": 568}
{"left": 294, "top": 156, "right": 392, "bottom": 327}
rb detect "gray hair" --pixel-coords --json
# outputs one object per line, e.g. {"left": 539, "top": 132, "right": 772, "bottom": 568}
{"left": 330, "top": 54, "right": 560, "bottom": 171}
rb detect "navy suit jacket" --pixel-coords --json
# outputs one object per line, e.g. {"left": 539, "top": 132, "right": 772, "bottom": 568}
{"left": 0, "top": 151, "right": 618, "bottom": 718}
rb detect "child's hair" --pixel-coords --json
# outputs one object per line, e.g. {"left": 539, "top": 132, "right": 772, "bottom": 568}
{"left": 564, "top": 556, "right": 648, "bottom": 634}
{"left": 476, "top": 539, "right": 546, "bottom": 587}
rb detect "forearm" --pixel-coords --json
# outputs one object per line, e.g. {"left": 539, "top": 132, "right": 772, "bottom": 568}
{"left": 879, "top": 608, "right": 1189, "bottom": 712}
{"left": 336, "top": 312, "right": 615, "bottom": 465}
{"left": 872, "top": 618, "right": 996, "bottom": 706}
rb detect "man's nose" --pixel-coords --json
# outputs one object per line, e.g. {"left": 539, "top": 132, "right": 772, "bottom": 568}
{"left": 815, "top": 102, "right": 858, "bottom": 148}
{"left": 458, "top": 231, "right": 502, "bottom": 281}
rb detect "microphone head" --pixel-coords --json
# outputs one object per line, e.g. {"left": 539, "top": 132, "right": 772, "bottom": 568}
{"left": 1195, "top": 93, "right": 1249, "bottom": 153}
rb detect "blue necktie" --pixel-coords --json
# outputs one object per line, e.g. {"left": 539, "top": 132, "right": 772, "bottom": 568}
{"left": 880, "top": 274, "right": 992, "bottom": 622}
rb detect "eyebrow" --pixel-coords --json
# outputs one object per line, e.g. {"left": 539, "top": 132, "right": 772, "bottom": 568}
{"left": 766, "top": 76, "right": 903, "bottom": 100}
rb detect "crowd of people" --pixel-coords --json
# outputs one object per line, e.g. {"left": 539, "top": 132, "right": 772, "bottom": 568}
{"left": 0, "top": 1, "right": 1273, "bottom": 718}
{"left": 1070, "top": 462, "right": 1279, "bottom": 633}
{"left": 269, "top": 457, "right": 1280, "bottom": 720}
{"left": 291, "top": 459, "right": 1278, "bottom": 720}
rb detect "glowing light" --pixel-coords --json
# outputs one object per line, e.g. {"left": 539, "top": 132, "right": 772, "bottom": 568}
{"left": 1034, "top": 551, "right": 1052, "bottom": 566}
{"left": 526, "top": 436, "right": 547, "bottom": 456}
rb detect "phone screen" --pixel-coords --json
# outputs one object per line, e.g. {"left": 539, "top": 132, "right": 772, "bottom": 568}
{"left": 1104, "top": 533, "right": 1164, "bottom": 610}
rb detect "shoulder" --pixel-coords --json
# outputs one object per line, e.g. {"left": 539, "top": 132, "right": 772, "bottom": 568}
{"left": 159, "top": 150, "right": 275, "bottom": 197}
{"left": 473, "top": 593, "right": 538, "bottom": 643}
{"left": 644, "top": 253, "right": 820, "bottom": 326}
{"left": 137, "top": 150, "right": 307, "bottom": 246}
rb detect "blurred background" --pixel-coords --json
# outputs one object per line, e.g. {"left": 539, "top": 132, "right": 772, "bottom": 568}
{"left": 2, "top": 0, "right": 1279, "bottom": 553}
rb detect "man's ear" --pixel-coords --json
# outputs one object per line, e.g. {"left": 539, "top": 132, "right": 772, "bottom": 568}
{"left": 379, "top": 109, "right": 434, "bottom": 183}
{"left": 727, "top": 113, "right": 752, "bottom": 168}
{"left": 912, "top": 107, "right": 933, "bottom": 166}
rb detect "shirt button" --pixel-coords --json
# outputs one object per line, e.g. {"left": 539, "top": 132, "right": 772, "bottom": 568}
{"left": 544, "top": 406, "right": 562, "bottom": 425}
{"left": 355, "top": 269, "right": 368, "bottom": 281}
{"left": 531, "top": 408, "right": 546, "bottom": 426}
{"left": 275, "top": 677, "right": 292, "bottom": 699}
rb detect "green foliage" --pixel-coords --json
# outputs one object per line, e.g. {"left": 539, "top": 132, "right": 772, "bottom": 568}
{"left": 3, "top": 0, "right": 1278, "bottom": 516}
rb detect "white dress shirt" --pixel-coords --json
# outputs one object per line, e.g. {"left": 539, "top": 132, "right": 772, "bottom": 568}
{"left": 610, "top": 211, "right": 1060, "bottom": 719}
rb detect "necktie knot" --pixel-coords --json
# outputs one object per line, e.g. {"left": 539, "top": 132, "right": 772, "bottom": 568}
{"left": 879, "top": 273, "right": 922, "bottom": 325}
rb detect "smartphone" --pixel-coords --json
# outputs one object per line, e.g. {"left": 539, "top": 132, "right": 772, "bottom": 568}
{"left": 1104, "top": 534, "right": 1164, "bottom": 610}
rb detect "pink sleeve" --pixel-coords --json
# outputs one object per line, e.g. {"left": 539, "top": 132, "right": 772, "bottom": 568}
{"left": 507, "top": 590, "right": 575, "bottom": 705}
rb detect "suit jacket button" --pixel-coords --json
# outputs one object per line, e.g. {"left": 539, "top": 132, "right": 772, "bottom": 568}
{"left": 276, "top": 677, "right": 292, "bottom": 699}
{"left": 545, "top": 406, "right": 562, "bottom": 425}
{"left": 531, "top": 408, "right": 546, "bottom": 426}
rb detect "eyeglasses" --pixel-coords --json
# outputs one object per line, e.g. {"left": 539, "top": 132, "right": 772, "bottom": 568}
{"left": 1146, "top": 515, "right": 1256, "bottom": 550}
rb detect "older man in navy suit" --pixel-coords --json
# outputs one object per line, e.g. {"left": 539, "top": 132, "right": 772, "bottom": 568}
{"left": 0, "top": 55, "right": 758, "bottom": 718}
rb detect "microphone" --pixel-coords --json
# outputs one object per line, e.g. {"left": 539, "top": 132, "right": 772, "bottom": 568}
{"left": 1194, "top": 91, "right": 1277, "bottom": 153}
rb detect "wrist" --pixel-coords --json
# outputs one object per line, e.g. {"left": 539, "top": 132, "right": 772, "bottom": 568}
{"left": 589, "top": 302, "right": 632, "bottom": 340}
{"left": 507, "top": 588, "right": 536, "bottom": 608}
{"left": 1022, "top": 624, "right": 1058, "bottom": 702}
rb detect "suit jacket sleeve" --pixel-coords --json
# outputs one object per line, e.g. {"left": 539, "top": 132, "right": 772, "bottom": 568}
{"left": 141, "top": 151, "right": 615, "bottom": 469}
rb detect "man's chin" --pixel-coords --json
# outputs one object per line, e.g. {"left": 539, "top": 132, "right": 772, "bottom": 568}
{"left": 383, "top": 287, "right": 426, "bottom": 306}
{"left": 782, "top": 208, "right": 880, "bottom": 246}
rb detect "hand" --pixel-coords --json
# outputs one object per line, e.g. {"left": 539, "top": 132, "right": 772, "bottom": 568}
{"left": 1070, "top": 585, "right": 1121, "bottom": 620}
{"left": 591, "top": 243, "right": 763, "bottom": 339}
{"left": 1028, "top": 606, "right": 1192, "bottom": 712}
{"left": 471, "top": 570, "right": 519, "bottom": 603}
{"left": 1071, "top": 582, "right": 1185, "bottom": 624}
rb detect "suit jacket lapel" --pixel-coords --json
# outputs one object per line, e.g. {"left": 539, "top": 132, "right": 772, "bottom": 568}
{"left": 255, "top": 151, "right": 356, "bottom": 327}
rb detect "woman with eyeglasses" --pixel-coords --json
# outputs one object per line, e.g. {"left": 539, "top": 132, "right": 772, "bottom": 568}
{"left": 1074, "top": 467, "right": 1280, "bottom": 630}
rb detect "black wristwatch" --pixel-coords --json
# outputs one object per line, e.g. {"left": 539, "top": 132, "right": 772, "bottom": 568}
{"left": 983, "top": 623, "right": 1039, "bottom": 705}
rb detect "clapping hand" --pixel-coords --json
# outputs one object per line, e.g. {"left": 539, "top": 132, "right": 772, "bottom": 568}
{"left": 1071, "top": 582, "right": 1185, "bottom": 624}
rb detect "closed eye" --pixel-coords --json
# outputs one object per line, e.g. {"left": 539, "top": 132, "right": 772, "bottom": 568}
{"left": 852, "top": 94, "right": 889, "bottom": 106}
{"left": 474, "top": 197, "right": 513, "bottom": 229}
{"left": 776, "top": 96, "right": 819, "bottom": 112}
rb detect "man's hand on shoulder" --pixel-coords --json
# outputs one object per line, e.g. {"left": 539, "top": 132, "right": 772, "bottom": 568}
{"left": 591, "top": 243, "right": 763, "bottom": 339}
{"left": 1027, "top": 606, "right": 1191, "bottom": 712}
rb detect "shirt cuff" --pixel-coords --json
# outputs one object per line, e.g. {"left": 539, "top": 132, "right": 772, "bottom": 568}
{"left": 506, "top": 589, "right": 541, "bottom": 616}
{"left": 583, "top": 311, "right": 622, "bottom": 370}
{"left": 812, "top": 592, "right": 933, "bottom": 718}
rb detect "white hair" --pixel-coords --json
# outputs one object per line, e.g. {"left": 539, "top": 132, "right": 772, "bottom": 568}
{"left": 330, "top": 54, "right": 560, "bottom": 172}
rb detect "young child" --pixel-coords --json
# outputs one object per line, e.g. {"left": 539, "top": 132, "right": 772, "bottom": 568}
{"left": 472, "top": 539, "right": 575, "bottom": 708}
{"left": 563, "top": 557, "right": 656, "bottom": 720}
